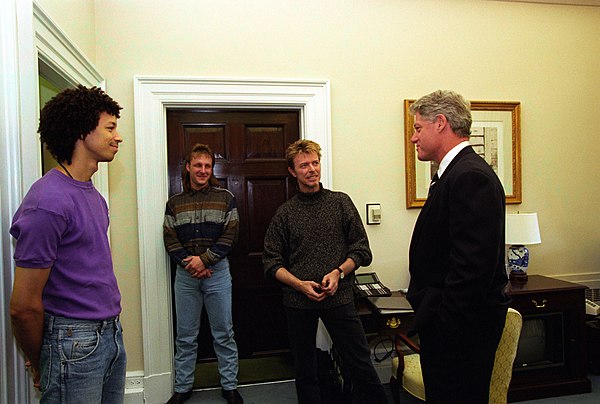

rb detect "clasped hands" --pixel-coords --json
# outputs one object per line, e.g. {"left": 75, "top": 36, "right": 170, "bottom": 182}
{"left": 302, "top": 269, "right": 342, "bottom": 302}
{"left": 183, "top": 256, "right": 213, "bottom": 279}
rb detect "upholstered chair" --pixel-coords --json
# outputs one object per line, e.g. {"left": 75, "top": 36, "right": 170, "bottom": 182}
{"left": 390, "top": 308, "right": 523, "bottom": 404}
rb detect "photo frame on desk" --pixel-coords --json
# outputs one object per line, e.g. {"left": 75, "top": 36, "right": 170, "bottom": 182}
{"left": 404, "top": 99, "right": 522, "bottom": 209}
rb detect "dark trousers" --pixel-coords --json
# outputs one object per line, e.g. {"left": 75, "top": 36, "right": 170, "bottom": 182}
{"left": 285, "top": 303, "right": 387, "bottom": 404}
{"left": 418, "top": 314, "right": 506, "bottom": 404}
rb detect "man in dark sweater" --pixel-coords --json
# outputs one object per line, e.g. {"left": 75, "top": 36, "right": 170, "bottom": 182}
{"left": 263, "top": 140, "right": 387, "bottom": 404}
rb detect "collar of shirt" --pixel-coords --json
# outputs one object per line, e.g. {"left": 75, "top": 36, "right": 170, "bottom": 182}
{"left": 437, "top": 141, "right": 470, "bottom": 178}
{"left": 188, "top": 185, "right": 212, "bottom": 195}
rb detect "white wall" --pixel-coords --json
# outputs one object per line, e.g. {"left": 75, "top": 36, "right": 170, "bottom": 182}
{"left": 36, "top": 0, "right": 96, "bottom": 63}
{"left": 30, "top": 0, "right": 600, "bottom": 375}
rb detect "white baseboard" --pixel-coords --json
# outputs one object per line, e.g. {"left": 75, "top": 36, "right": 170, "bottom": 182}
{"left": 142, "top": 372, "right": 174, "bottom": 404}
{"left": 126, "top": 370, "right": 144, "bottom": 390}
{"left": 124, "top": 389, "right": 144, "bottom": 404}
{"left": 124, "top": 371, "right": 145, "bottom": 404}
{"left": 123, "top": 370, "right": 173, "bottom": 403}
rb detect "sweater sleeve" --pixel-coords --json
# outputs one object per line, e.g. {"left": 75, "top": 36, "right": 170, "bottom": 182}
{"left": 200, "top": 196, "right": 239, "bottom": 267}
{"left": 262, "top": 207, "right": 288, "bottom": 280}
{"left": 341, "top": 194, "right": 372, "bottom": 268}
{"left": 163, "top": 201, "right": 189, "bottom": 267}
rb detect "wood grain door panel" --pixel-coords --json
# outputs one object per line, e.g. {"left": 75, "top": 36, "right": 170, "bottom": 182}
{"left": 166, "top": 109, "right": 299, "bottom": 359}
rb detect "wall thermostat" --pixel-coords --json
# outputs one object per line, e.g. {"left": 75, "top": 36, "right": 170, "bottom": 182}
{"left": 366, "top": 203, "right": 381, "bottom": 225}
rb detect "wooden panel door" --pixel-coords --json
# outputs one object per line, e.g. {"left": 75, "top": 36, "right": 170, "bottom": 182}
{"left": 166, "top": 109, "right": 299, "bottom": 359}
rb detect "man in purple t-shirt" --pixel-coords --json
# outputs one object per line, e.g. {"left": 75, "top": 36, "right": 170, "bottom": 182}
{"left": 9, "top": 85, "right": 126, "bottom": 403}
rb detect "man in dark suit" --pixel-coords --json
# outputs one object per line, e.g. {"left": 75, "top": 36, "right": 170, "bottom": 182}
{"left": 407, "top": 90, "right": 510, "bottom": 403}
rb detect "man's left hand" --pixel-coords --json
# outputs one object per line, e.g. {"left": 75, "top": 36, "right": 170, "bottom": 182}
{"left": 321, "top": 269, "right": 341, "bottom": 296}
{"left": 183, "top": 256, "right": 213, "bottom": 278}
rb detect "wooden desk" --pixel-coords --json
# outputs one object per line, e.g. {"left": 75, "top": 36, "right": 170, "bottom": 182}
{"left": 359, "top": 279, "right": 591, "bottom": 402}
{"left": 506, "top": 275, "right": 591, "bottom": 402}
{"left": 357, "top": 291, "right": 414, "bottom": 337}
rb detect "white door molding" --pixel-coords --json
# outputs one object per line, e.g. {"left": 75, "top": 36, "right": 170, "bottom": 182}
{"left": 133, "top": 76, "right": 331, "bottom": 402}
{"left": 0, "top": 0, "right": 36, "bottom": 401}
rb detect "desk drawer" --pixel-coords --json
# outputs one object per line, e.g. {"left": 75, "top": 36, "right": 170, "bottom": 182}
{"left": 362, "top": 312, "right": 413, "bottom": 335}
{"left": 510, "top": 290, "right": 582, "bottom": 314}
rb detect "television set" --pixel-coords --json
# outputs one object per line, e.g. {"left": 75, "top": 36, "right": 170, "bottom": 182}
{"left": 513, "top": 312, "right": 565, "bottom": 372}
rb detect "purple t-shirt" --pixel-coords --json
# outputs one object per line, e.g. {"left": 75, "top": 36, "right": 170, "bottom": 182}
{"left": 10, "top": 169, "right": 121, "bottom": 320}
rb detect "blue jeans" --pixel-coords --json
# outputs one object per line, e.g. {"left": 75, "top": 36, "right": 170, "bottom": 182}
{"left": 285, "top": 303, "right": 387, "bottom": 404}
{"left": 40, "top": 313, "right": 126, "bottom": 404}
{"left": 173, "top": 258, "right": 239, "bottom": 392}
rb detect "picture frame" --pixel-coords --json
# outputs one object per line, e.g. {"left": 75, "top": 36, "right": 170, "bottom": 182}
{"left": 404, "top": 99, "right": 522, "bottom": 209}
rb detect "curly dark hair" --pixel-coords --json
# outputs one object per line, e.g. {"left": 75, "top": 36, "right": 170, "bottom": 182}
{"left": 38, "top": 85, "right": 122, "bottom": 164}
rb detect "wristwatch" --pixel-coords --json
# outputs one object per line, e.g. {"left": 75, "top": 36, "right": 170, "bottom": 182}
{"left": 336, "top": 267, "right": 345, "bottom": 280}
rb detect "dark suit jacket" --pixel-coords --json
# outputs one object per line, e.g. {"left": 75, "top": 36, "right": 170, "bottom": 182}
{"left": 407, "top": 145, "right": 510, "bottom": 338}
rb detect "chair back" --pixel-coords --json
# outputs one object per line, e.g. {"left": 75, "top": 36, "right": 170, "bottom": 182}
{"left": 488, "top": 307, "right": 523, "bottom": 404}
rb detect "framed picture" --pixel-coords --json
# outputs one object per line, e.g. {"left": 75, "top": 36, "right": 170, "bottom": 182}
{"left": 404, "top": 99, "right": 522, "bottom": 209}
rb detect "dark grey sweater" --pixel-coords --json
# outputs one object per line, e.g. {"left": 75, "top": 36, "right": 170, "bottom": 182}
{"left": 263, "top": 186, "right": 372, "bottom": 309}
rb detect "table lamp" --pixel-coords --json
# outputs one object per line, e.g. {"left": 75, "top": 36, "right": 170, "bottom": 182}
{"left": 506, "top": 212, "right": 541, "bottom": 282}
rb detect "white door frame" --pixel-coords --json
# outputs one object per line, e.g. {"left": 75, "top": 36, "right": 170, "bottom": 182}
{"left": 134, "top": 76, "right": 331, "bottom": 402}
{"left": 0, "top": 1, "right": 36, "bottom": 400}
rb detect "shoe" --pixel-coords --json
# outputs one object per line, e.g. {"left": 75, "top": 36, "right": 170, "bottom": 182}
{"left": 221, "top": 388, "right": 243, "bottom": 404}
{"left": 166, "top": 390, "right": 192, "bottom": 404}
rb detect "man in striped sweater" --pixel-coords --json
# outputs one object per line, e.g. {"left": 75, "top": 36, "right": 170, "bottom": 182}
{"left": 163, "top": 144, "right": 243, "bottom": 404}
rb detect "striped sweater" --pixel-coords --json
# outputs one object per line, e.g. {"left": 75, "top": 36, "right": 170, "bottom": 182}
{"left": 163, "top": 186, "right": 239, "bottom": 268}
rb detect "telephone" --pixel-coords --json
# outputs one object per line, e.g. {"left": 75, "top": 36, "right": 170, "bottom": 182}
{"left": 586, "top": 299, "right": 600, "bottom": 316}
{"left": 353, "top": 272, "right": 391, "bottom": 298}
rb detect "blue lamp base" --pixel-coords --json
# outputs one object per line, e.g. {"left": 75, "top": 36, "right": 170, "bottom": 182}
{"left": 508, "top": 245, "right": 529, "bottom": 283}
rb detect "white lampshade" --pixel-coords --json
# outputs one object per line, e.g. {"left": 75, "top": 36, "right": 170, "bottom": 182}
{"left": 505, "top": 212, "right": 541, "bottom": 245}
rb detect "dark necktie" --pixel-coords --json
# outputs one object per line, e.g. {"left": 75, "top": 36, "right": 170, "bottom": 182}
{"left": 428, "top": 173, "right": 439, "bottom": 197}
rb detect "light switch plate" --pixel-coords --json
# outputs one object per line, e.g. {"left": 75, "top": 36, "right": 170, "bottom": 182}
{"left": 366, "top": 203, "right": 381, "bottom": 225}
